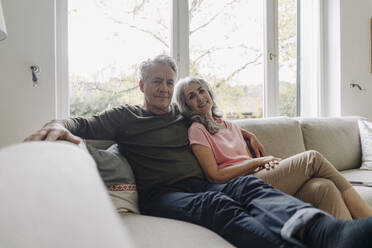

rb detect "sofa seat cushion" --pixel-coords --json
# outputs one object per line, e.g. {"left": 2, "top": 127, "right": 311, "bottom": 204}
{"left": 234, "top": 117, "right": 306, "bottom": 159}
{"left": 119, "top": 213, "right": 234, "bottom": 248}
{"left": 341, "top": 169, "right": 372, "bottom": 206}
{"left": 300, "top": 117, "right": 362, "bottom": 171}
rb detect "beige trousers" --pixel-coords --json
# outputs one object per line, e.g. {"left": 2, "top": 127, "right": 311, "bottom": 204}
{"left": 254, "top": 150, "right": 353, "bottom": 220}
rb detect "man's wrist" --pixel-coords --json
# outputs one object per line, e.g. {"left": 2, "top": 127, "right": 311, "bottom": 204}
{"left": 43, "top": 120, "right": 65, "bottom": 128}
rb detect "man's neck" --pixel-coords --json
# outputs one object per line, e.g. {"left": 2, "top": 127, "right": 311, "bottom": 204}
{"left": 143, "top": 103, "right": 171, "bottom": 115}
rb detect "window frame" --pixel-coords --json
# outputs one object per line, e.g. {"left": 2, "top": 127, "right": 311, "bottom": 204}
{"left": 56, "top": 0, "right": 69, "bottom": 119}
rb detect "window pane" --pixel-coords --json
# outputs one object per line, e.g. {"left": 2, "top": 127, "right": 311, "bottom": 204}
{"left": 68, "top": 0, "right": 170, "bottom": 117}
{"left": 278, "top": 0, "right": 297, "bottom": 117}
{"left": 189, "top": 0, "right": 264, "bottom": 119}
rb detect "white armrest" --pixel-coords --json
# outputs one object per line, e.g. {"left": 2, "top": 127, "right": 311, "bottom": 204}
{"left": 0, "top": 141, "right": 134, "bottom": 248}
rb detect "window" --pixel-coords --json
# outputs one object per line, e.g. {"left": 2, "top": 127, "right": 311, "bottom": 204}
{"left": 188, "top": 0, "right": 264, "bottom": 118}
{"left": 68, "top": 0, "right": 299, "bottom": 118}
{"left": 68, "top": 0, "right": 170, "bottom": 117}
{"left": 278, "top": 0, "right": 298, "bottom": 117}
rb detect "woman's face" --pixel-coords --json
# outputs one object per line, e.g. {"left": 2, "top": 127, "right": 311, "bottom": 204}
{"left": 184, "top": 82, "right": 213, "bottom": 117}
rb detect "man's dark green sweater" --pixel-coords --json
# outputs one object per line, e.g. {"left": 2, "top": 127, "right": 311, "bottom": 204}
{"left": 62, "top": 103, "right": 204, "bottom": 190}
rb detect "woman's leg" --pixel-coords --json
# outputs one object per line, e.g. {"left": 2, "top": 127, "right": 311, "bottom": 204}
{"left": 342, "top": 187, "right": 372, "bottom": 219}
{"left": 254, "top": 150, "right": 372, "bottom": 219}
{"left": 295, "top": 178, "right": 352, "bottom": 219}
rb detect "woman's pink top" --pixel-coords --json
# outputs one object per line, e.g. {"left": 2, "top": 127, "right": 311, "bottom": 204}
{"left": 188, "top": 121, "right": 251, "bottom": 168}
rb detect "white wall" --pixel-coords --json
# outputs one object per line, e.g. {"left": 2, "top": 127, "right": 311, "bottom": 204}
{"left": 0, "top": 0, "right": 57, "bottom": 148}
{"left": 339, "top": 0, "right": 372, "bottom": 120}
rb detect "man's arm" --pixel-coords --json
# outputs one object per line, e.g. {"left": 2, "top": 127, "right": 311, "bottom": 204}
{"left": 25, "top": 106, "right": 127, "bottom": 143}
{"left": 24, "top": 120, "right": 81, "bottom": 143}
{"left": 240, "top": 128, "right": 265, "bottom": 158}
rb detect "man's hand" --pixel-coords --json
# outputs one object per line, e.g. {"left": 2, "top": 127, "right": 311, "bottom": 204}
{"left": 249, "top": 135, "right": 265, "bottom": 158}
{"left": 24, "top": 121, "right": 81, "bottom": 144}
{"left": 240, "top": 128, "right": 265, "bottom": 158}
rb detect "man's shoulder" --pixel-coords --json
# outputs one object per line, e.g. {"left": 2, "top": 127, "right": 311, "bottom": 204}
{"left": 107, "top": 104, "right": 146, "bottom": 116}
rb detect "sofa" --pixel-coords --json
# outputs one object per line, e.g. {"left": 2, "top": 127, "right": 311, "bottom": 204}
{"left": 1, "top": 116, "right": 371, "bottom": 248}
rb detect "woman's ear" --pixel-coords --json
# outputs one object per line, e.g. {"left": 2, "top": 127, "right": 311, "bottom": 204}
{"left": 139, "top": 80, "right": 144, "bottom": 93}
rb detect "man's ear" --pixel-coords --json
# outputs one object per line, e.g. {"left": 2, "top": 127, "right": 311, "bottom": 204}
{"left": 139, "top": 80, "right": 144, "bottom": 93}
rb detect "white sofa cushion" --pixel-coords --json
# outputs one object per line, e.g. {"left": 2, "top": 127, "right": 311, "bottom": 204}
{"left": 119, "top": 213, "right": 234, "bottom": 248}
{"left": 85, "top": 143, "right": 139, "bottom": 214}
{"left": 300, "top": 117, "right": 362, "bottom": 171}
{"left": 0, "top": 142, "right": 135, "bottom": 248}
{"left": 341, "top": 169, "right": 372, "bottom": 206}
{"left": 358, "top": 120, "right": 372, "bottom": 169}
{"left": 234, "top": 117, "right": 306, "bottom": 159}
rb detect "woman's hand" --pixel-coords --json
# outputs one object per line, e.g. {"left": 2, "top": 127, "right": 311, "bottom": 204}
{"left": 252, "top": 156, "right": 281, "bottom": 173}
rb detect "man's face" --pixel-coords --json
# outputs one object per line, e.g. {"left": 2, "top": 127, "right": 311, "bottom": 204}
{"left": 140, "top": 64, "right": 176, "bottom": 115}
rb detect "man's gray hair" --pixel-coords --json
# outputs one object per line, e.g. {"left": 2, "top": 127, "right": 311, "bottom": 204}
{"left": 138, "top": 55, "right": 178, "bottom": 81}
{"left": 175, "top": 77, "right": 222, "bottom": 134}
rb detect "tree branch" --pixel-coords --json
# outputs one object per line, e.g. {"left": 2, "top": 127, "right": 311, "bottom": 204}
{"left": 193, "top": 46, "right": 235, "bottom": 64}
{"left": 220, "top": 53, "right": 262, "bottom": 84}
{"left": 189, "top": 0, "right": 238, "bottom": 36}
{"left": 189, "top": 10, "right": 222, "bottom": 36}
{"left": 80, "top": 81, "right": 139, "bottom": 95}
{"left": 128, "top": 24, "right": 169, "bottom": 48}
{"left": 109, "top": 18, "right": 169, "bottom": 48}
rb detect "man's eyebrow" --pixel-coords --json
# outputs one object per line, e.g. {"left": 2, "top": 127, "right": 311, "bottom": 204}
{"left": 152, "top": 77, "right": 163, "bottom": 80}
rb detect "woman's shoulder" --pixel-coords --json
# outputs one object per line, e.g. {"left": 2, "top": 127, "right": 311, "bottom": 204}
{"left": 222, "top": 120, "right": 242, "bottom": 133}
{"left": 189, "top": 121, "right": 206, "bottom": 131}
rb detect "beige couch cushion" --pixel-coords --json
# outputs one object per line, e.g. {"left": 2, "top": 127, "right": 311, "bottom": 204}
{"left": 120, "top": 214, "right": 234, "bottom": 248}
{"left": 341, "top": 169, "right": 372, "bottom": 206}
{"left": 300, "top": 117, "right": 362, "bottom": 171}
{"left": 234, "top": 117, "right": 306, "bottom": 159}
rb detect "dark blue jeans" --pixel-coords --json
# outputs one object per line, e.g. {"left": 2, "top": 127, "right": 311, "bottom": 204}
{"left": 139, "top": 176, "right": 317, "bottom": 248}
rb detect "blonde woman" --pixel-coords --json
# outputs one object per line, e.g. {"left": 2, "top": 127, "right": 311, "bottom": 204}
{"left": 175, "top": 76, "right": 372, "bottom": 220}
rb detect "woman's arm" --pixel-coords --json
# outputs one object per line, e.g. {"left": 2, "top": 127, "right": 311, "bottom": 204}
{"left": 191, "top": 144, "right": 280, "bottom": 184}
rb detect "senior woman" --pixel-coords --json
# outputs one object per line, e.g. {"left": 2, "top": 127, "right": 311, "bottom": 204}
{"left": 175, "top": 76, "right": 372, "bottom": 220}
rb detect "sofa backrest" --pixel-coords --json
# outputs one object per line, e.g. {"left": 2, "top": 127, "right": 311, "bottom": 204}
{"left": 233, "top": 117, "right": 306, "bottom": 159}
{"left": 299, "top": 117, "right": 362, "bottom": 171}
{"left": 87, "top": 116, "right": 363, "bottom": 172}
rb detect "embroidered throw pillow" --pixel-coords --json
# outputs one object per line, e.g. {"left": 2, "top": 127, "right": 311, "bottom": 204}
{"left": 358, "top": 120, "right": 372, "bottom": 170}
{"left": 86, "top": 143, "right": 140, "bottom": 214}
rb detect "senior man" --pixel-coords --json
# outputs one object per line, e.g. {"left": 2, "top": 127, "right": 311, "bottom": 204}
{"left": 25, "top": 55, "right": 372, "bottom": 248}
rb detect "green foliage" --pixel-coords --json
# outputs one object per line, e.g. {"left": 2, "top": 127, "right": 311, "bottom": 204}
{"left": 279, "top": 81, "right": 296, "bottom": 117}
{"left": 69, "top": 66, "right": 142, "bottom": 118}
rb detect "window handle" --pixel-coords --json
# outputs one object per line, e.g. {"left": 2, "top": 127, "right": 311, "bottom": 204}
{"left": 30, "top": 65, "right": 39, "bottom": 87}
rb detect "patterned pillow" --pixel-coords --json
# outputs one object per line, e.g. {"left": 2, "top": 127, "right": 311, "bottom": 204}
{"left": 358, "top": 120, "right": 372, "bottom": 170}
{"left": 86, "top": 143, "right": 139, "bottom": 214}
